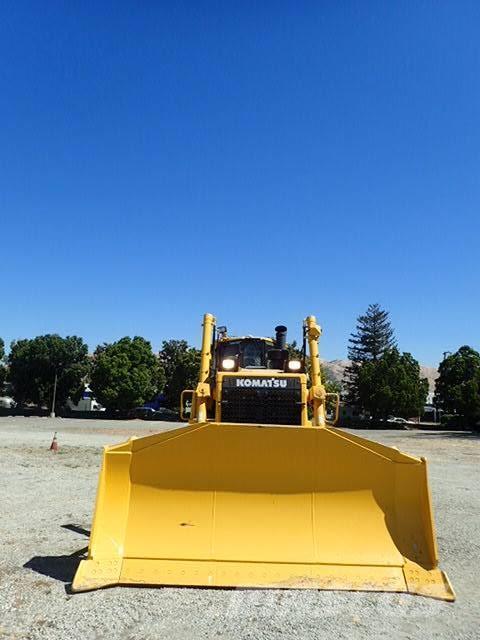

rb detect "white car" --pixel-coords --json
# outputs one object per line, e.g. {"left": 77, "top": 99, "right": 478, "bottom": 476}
{"left": 387, "top": 417, "right": 416, "bottom": 426}
{"left": 0, "top": 396, "right": 17, "bottom": 409}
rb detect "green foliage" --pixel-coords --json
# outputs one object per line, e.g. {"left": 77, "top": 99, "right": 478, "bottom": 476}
{"left": 90, "top": 337, "right": 159, "bottom": 412}
{"left": 355, "top": 348, "right": 428, "bottom": 418}
{"left": 286, "top": 339, "right": 303, "bottom": 359}
{"left": 435, "top": 346, "right": 480, "bottom": 425}
{"left": 8, "top": 335, "right": 89, "bottom": 409}
{"left": 323, "top": 374, "right": 342, "bottom": 417}
{"left": 440, "top": 414, "right": 462, "bottom": 428}
{"left": 287, "top": 340, "right": 341, "bottom": 394}
{"left": 324, "top": 375, "right": 342, "bottom": 396}
{"left": 347, "top": 303, "right": 396, "bottom": 362}
{"left": 158, "top": 340, "right": 200, "bottom": 409}
{"left": 344, "top": 303, "right": 396, "bottom": 405}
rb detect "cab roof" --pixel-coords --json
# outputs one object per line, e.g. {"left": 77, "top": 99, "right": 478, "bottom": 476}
{"left": 219, "top": 336, "right": 274, "bottom": 344}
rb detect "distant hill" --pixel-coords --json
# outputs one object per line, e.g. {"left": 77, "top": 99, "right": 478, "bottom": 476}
{"left": 322, "top": 359, "right": 438, "bottom": 392}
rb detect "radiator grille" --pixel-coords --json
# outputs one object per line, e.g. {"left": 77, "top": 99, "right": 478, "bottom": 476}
{"left": 221, "top": 378, "right": 302, "bottom": 425}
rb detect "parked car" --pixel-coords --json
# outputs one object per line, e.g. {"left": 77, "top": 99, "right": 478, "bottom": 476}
{"left": 128, "top": 406, "right": 157, "bottom": 420}
{"left": 386, "top": 416, "right": 416, "bottom": 429}
{"left": 0, "top": 396, "right": 17, "bottom": 409}
{"left": 150, "top": 407, "right": 180, "bottom": 422}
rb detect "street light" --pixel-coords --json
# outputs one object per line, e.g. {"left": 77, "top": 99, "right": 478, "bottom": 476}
{"left": 50, "top": 369, "right": 58, "bottom": 418}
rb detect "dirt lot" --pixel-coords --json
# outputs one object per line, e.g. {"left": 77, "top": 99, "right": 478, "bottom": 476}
{"left": 0, "top": 417, "right": 478, "bottom": 640}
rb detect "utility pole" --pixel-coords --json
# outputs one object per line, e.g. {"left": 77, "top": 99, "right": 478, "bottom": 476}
{"left": 442, "top": 351, "right": 451, "bottom": 361}
{"left": 50, "top": 370, "right": 58, "bottom": 418}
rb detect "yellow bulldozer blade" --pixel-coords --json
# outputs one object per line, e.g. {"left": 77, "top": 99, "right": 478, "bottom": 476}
{"left": 72, "top": 423, "right": 455, "bottom": 600}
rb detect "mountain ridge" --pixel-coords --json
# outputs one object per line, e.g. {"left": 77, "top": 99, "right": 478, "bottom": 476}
{"left": 322, "top": 359, "right": 438, "bottom": 392}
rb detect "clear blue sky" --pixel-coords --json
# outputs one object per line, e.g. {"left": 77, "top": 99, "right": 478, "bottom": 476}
{"left": 1, "top": 2, "right": 479, "bottom": 365}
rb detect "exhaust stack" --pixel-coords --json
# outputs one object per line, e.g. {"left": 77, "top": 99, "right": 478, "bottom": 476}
{"left": 275, "top": 325, "right": 287, "bottom": 350}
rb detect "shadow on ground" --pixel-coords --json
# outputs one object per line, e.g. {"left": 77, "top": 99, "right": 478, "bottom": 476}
{"left": 61, "top": 523, "right": 91, "bottom": 537}
{"left": 24, "top": 550, "right": 86, "bottom": 584}
{"left": 410, "top": 431, "right": 480, "bottom": 440}
{"left": 23, "top": 523, "right": 90, "bottom": 589}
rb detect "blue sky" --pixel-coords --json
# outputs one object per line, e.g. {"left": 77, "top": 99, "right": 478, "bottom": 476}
{"left": 1, "top": 2, "right": 478, "bottom": 365}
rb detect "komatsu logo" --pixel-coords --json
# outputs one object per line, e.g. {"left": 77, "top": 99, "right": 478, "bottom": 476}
{"left": 235, "top": 378, "right": 287, "bottom": 389}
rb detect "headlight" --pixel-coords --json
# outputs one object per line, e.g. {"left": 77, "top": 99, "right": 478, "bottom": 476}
{"left": 288, "top": 360, "right": 301, "bottom": 371}
{"left": 222, "top": 358, "right": 236, "bottom": 370}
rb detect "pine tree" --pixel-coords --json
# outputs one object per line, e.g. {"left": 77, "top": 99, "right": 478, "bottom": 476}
{"left": 347, "top": 303, "right": 396, "bottom": 363}
{"left": 343, "top": 304, "right": 396, "bottom": 405}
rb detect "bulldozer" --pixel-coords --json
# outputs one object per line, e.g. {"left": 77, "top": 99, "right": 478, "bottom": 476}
{"left": 72, "top": 313, "right": 454, "bottom": 600}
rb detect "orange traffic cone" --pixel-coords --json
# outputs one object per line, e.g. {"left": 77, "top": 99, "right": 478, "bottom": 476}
{"left": 50, "top": 432, "right": 58, "bottom": 453}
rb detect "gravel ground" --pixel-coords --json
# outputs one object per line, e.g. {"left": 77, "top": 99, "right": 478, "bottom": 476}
{"left": 0, "top": 417, "right": 478, "bottom": 640}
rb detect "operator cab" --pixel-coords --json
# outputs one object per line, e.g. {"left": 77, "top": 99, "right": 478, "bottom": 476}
{"left": 216, "top": 326, "right": 304, "bottom": 373}
{"left": 217, "top": 337, "right": 274, "bottom": 370}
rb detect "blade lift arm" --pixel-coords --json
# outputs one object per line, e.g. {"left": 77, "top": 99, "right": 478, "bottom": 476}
{"left": 194, "top": 312, "right": 216, "bottom": 422}
{"left": 305, "top": 315, "right": 327, "bottom": 427}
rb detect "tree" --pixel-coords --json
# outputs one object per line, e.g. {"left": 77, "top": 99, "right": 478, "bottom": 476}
{"left": 8, "top": 335, "right": 89, "bottom": 410}
{"left": 286, "top": 339, "right": 303, "bottom": 360}
{"left": 435, "top": 346, "right": 480, "bottom": 425}
{"left": 158, "top": 340, "right": 201, "bottom": 409}
{"left": 0, "top": 338, "right": 6, "bottom": 389}
{"left": 344, "top": 303, "right": 396, "bottom": 405}
{"left": 347, "top": 303, "right": 396, "bottom": 363}
{"left": 355, "top": 348, "right": 428, "bottom": 419}
{"left": 287, "top": 340, "right": 341, "bottom": 395}
{"left": 90, "top": 337, "right": 159, "bottom": 412}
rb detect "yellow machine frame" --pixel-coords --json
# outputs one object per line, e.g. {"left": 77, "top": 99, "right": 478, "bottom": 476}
{"left": 186, "top": 313, "right": 333, "bottom": 427}
{"left": 72, "top": 313, "right": 455, "bottom": 601}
